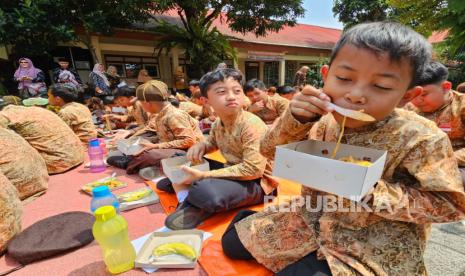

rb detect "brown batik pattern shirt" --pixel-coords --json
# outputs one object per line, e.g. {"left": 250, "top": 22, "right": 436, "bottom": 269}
{"left": 0, "top": 128, "right": 48, "bottom": 200}
{"left": 0, "top": 173, "right": 22, "bottom": 253}
{"left": 123, "top": 100, "right": 149, "bottom": 127}
{"left": 144, "top": 104, "right": 204, "bottom": 149}
{"left": 179, "top": 101, "right": 203, "bottom": 119}
{"left": 236, "top": 108, "right": 465, "bottom": 275}
{"left": 202, "top": 110, "right": 278, "bottom": 195}
{"left": 247, "top": 95, "right": 289, "bottom": 125}
{"left": 405, "top": 91, "right": 465, "bottom": 166}
{"left": 58, "top": 102, "right": 97, "bottom": 145}
{"left": 0, "top": 105, "right": 84, "bottom": 174}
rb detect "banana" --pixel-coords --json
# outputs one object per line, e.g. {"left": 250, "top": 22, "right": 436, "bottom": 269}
{"left": 118, "top": 188, "right": 152, "bottom": 202}
{"left": 152, "top": 242, "right": 197, "bottom": 261}
{"left": 339, "top": 156, "right": 372, "bottom": 167}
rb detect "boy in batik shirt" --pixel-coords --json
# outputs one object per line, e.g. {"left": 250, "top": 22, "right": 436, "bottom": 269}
{"left": 0, "top": 128, "right": 48, "bottom": 200}
{"left": 222, "top": 22, "right": 465, "bottom": 275}
{"left": 0, "top": 173, "right": 22, "bottom": 254}
{"left": 124, "top": 80, "right": 204, "bottom": 174}
{"left": 245, "top": 79, "right": 289, "bottom": 125}
{"left": 161, "top": 69, "right": 278, "bottom": 230}
{"left": 404, "top": 61, "right": 465, "bottom": 166}
{"left": 0, "top": 105, "right": 83, "bottom": 174}
{"left": 48, "top": 84, "right": 97, "bottom": 145}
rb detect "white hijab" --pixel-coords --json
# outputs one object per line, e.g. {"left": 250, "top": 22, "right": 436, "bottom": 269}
{"left": 92, "top": 63, "right": 110, "bottom": 86}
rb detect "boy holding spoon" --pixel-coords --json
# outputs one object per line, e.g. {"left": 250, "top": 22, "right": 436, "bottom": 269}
{"left": 222, "top": 22, "right": 465, "bottom": 275}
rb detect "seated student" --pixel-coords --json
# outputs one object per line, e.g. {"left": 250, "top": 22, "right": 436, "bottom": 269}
{"left": 404, "top": 62, "right": 465, "bottom": 168}
{"left": 245, "top": 79, "right": 289, "bottom": 125}
{"left": 277, "top": 85, "right": 296, "bottom": 101}
{"left": 104, "top": 86, "right": 149, "bottom": 138}
{"left": 0, "top": 127, "right": 48, "bottom": 200}
{"left": 0, "top": 105, "right": 83, "bottom": 174}
{"left": 179, "top": 91, "right": 204, "bottom": 118}
{"left": 0, "top": 172, "right": 22, "bottom": 254}
{"left": 159, "top": 68, "right": 278, "bottom": 230}
{"left": 125, "top": 80, "right": 204, "bottom": 174}
{"left": 221, "top": 22, "right": 465, "bottom": 275}
{"left": 48, "top": 84, "right": 97, "bottom": 145}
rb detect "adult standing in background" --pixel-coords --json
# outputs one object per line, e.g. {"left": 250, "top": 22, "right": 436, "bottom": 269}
{"left": 89, "top": 63, "right": 112, "bottom": 100}
{"left": 292, "top": 65, "right": 309, "bottom": 88}
{"left": 13, "top": 58, "right": 47, "bottom": 99}
{"left": 52, "top": 58, "right": 82, "bottom": 92}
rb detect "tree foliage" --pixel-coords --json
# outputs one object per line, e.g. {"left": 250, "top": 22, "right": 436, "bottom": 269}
{"left": 0, "top": 0, "right": 153, "bottom": 61}
{"left": 332, "top": 0, "right": 392, "bottom": 29}
{"left": 150, "top": 0, "right": 305, "bottom": 76}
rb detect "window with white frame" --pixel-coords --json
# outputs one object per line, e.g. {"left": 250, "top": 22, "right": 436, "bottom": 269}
{"left": 104, "top": 55, "right": 160, "bottom": 78}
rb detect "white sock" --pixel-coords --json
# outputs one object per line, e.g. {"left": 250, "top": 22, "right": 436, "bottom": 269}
{"left": 176, "top": 190, "right": 189, "bottom": 203}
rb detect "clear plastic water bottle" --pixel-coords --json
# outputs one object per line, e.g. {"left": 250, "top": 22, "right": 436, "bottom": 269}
{"left": 88, "top": 139, "right": 106, "bottom": 173}
{"left": 93, "top": 206, "right": 136, "bottom": 274}
{"left": 91, "top": 186, "right": 120, "bottom": 213}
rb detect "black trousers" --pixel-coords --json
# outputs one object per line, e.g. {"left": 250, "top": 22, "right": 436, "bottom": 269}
{"left": 222, "top": 210, "right": 332, "bottom": 276}
{"left": 157, "top": 177, "right": 267, "bottom": 213}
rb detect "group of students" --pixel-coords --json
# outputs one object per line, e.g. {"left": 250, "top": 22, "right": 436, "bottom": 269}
{"left": 2, "top": 21, "right": 465, "bottom": 275}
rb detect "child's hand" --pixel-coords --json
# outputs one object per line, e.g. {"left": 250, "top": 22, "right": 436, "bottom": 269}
{"left": 187, "top": 143, "right": 206, "bottom": 163}
{"left": 132, "top": 143, "right": 158, "bottom": 156}
{"left": 178, "top": 166, "right": 205, "bottom": 185}
{"left": 248, "top": 101, "right": 265, "bottom": 113}
{"left": 111, "top": 130, "right": 132, "bottom": 141}
{"left": 290, "top": 85, "right": 333, "bottom": 123}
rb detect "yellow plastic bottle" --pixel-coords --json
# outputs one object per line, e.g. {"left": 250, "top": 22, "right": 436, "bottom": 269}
{"left": 92, "top": 206, "right": 136, "bottom": 274}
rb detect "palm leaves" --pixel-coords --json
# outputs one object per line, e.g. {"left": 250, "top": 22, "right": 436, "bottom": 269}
{"left": 151, "top": 11, "right": 237, "bottom": 77}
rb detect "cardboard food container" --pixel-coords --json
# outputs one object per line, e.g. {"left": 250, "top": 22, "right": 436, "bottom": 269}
{"left": 117, "top": 137, "right": 150, "bottom": 156}
{"left": 161, "top": 156, "right": 210, "bottom": 184}
{"left": 273, "top": 140, "right": 387, "bottom": 201}
{"left": 135, "top": 230, "right": 203, "bottom": 269}
{"left": 117, "top": 188, "right": 160, "bottom": 211}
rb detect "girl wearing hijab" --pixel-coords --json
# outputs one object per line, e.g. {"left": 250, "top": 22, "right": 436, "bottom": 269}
{"left": 13, "top": 58, "right": 47, "bottom": 99}
{"left": 89, "top": 63, "right": 112, "bottom": 98}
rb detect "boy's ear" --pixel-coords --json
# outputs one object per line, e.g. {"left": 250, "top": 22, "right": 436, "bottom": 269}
{"left": 398, "top": 86, "right": 423, "bottom": 107}
{"left": 320, "top": 65, "right": 329, "bottom": 83}
{"left": 442, "top": 81, "right": 452, "bottom": 91}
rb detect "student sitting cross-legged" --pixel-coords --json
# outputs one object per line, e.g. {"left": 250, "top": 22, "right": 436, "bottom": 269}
{"left": 160, "top": 68, "right": 278, "bottom": 230}
{"left": 48, "top": 84, "right": 97, "bottom": 146}
{"left": 221, "top": 22, "right": 465, "bottom": 276}
{"left": 124, "top": 80, "right": 204, "bottom": 174}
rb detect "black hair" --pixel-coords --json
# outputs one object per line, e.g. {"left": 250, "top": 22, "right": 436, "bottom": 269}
{"left": 329, "top": 21, "right": 432, "bottom": 88}
{"left": 199, "top": 68, "right": 244, "bottom": 98}
{"left": 417, "top": 61, "right": 449, "bottom": 86}
{"left": 277, "top": 86, "right": 296, "bottom": 95}
{"left": 188, "top": 79, "right": 200, "bottom": 87}
{"left": 114, "top": 86, "right": 135, "bottom": 99}
{"left": 168, "top": 96, "right": 180, "bottom": 108}
{"left": 49, "top": 84, "right": 78, "bottom": 103}
{"left": 244, "top": 79, "right": 266, "bottom": 93}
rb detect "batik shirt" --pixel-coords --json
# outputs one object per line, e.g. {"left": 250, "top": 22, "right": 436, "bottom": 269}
{"left": 236, "top": 108, "right": 465, "bottom": 275}
{"left": 144, "top": 104, "right": 204, "bottom": 149}
{"left": 58, "top": 102, "right": 97, "bottom": 145}
{"left": 179, "top": 101, "right": 203, "bottom": 119}
{"left": 123, "top": 100, "right": 148, "bottom": 127}
{"left": 0, "top": 173, "right": 22, "bottom": 253}
{"left": 0, "top": 128, "right": 48, "bottom": 200}
{"left": 405, "top": 91, "right": 465, "bottom": 166}
{"left": 202, "top": 110, "right": 278, "bottom": 195}
{"left": 0, "top": 105, "right": 84, "bottom": 174}
{"left": 247, "top": 95, "right": 289, "bottom": 125}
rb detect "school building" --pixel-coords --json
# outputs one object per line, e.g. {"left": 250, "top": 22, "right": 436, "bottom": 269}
{"left": 1, "top": 12, "right": 342, "bottom": 89}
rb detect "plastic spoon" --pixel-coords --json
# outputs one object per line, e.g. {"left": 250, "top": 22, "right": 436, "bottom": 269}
{"left": 327, "top": 102, "right": 376, "bottom": 122}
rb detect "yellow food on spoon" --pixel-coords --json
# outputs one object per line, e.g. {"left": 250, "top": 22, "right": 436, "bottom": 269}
{"left": 339, "top": 156, "right": 372, "bottom": 167}
{"left": 153, "top": 242, "right": 197, "bottom": 261}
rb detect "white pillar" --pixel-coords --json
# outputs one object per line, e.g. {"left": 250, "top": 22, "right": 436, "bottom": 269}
{"left": 259, "top": 61, "right": 264, "bottom": 81}
{"left": 171, "top": 48, "right": 179, "bottom": 74}
{"left": 279, "top": 59, "right": 285, "bottom": 85}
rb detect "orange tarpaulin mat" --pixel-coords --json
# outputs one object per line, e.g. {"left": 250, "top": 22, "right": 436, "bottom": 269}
{"left": 145, "top": 151, "right": 301, "bottom": 276}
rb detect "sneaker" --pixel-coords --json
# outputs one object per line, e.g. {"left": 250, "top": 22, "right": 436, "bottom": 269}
{"left": 165, "top": 201, "right": 213, "bottom": 230}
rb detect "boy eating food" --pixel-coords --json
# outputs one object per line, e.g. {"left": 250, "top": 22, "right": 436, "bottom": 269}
{"left": 48, "top": 84, "right": 97, "bottom": 145}
{"left": 162, "top": 68, "right": 278, "bottom": 230}
{"left": 245, "top": 79, "right": 289, "bottom": 125}
{"left": 222, "top": 22, "right": 465, "bottom": 275}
